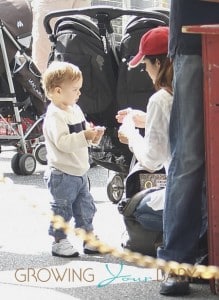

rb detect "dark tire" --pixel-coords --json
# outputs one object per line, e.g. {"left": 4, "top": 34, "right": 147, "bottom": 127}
{"left": 34, "top": 143, "right": 47, "bottom": 165}
{"left": 18, "top": 153, "right": 36, "bottom": 175}
{"left": 107, "top": 173, "right": 125, "bottom": 204}
{"left": 11, "top": 153, "right": 22, "bottom": 175}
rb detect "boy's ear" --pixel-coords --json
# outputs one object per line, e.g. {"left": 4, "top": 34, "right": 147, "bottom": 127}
{"left": 54, "top": 86, "right": 62, "bottom": 94}
{"left": 47, "top": 87, "right": 60, "bottom": 99}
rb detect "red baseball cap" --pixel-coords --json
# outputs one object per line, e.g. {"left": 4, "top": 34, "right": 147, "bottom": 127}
{"left": 129, "top": 26, "right": 169, "bottom": 68}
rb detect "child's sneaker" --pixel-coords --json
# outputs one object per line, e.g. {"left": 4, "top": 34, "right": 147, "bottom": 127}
{"left": 83, "top": 236, "right": 100, "bottom": 255}
{"left": 52, "top": 239, "right": 79, "bottom": 258}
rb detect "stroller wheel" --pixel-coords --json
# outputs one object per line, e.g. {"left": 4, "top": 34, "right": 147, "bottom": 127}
{"left": 11, "top": 153, "right": 22, "bottom": 175}
{"left": 34, "top": 143, "right": 47, "bottom": 165}
{"left": 107, "top": 173, "right": 125, "bottom": 204}
{"left": 18, "top": 154, "right": 36, "bottom": 175}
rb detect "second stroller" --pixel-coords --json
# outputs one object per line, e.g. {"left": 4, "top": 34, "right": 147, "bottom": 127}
{"left": 0, "top": 0, "right": 47, "bottom": 175}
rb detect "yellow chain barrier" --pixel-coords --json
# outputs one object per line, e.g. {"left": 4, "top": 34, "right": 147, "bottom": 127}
{"left": 51, "top": 214, "right": 219, "bottom": 280}
{"left": 1, "top": 174, "right": 219, "bottom": 280}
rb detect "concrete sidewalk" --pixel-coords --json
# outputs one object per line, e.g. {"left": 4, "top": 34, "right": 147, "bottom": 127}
{"left": 0, "top": 148, "right": 218, "bottom": 299}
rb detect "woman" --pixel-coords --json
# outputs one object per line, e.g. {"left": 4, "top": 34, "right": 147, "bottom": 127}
{"left": 116, "top": 26, "right": 173, "bottom": 254}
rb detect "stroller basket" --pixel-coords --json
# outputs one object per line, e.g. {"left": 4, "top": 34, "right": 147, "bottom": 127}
{"left": 0, "top": 115, "right": 42, "bottom": 140}
{"left": 0, "top": 116, "right": 18, "bottom": 136}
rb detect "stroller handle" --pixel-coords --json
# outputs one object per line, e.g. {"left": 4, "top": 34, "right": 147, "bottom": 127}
{"left": 44, "top": 5, "right": 169, "bottom": 38}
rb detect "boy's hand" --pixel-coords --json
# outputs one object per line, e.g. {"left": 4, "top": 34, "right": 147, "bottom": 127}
{"left": 92, "top": 126, "right": 105, "bottom": 144}
{"left": 84, "top": 128, "right": 97, "bottom": 142}
{"left": 84, "top": 126, "right": 105, "bottom": 144}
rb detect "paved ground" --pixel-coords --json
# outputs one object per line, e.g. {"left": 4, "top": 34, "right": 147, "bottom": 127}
{"left": 0, "top": 146, "right": 218, "bottom": 299}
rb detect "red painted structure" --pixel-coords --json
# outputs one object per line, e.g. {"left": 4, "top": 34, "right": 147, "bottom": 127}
{"left": 183, "top": 24, "right": 219, "bottom": 294}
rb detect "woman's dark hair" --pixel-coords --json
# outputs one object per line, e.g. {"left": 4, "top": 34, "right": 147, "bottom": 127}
{"left": 144, "top": 54, "right": 173, "bottom": 92}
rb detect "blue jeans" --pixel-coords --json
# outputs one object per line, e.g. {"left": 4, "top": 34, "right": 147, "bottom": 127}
{"left": 44, "top": 168, "right": 96, "bottom": 240}
{"left": 133, "top": 190, "right": 163, "bottom": 232}
{"left": 157, "top": 55, "right": 206, "bottom": 264}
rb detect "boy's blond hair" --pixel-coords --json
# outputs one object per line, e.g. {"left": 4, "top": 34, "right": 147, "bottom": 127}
{"left": 41, "top": 61, "right": 82, "bottom": 97}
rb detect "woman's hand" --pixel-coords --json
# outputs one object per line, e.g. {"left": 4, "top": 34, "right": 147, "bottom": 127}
{"left": 118, "top": 130, "right": 129, "bottom": 145}
{"left": 132, "top": 113, "right": 146, "bottom": 128}
{"left": 116, "top": 108, "right": 146, "bottom": 128}
{"left": 115, "top": 108, "right": 130, "bottom": 123}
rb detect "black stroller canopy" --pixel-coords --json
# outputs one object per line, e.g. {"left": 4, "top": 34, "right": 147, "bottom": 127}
{"left": 0, "top": 0, "right": 32, "bottom": 75}
{"left": 0, "top": 0, "right": 32, "bottom": 39}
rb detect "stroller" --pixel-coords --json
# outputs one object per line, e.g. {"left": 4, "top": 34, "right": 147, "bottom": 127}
{"left": 44, "top": 6, "right": 169, "bottom": 201}
{"left": 0, "top": 0, "right": 47, "bottom": 175}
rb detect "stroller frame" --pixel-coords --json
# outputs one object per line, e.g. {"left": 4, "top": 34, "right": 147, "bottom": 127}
{"left": 0, "top": 20, "right": 46, "bottom": 175}
{"left": 0, "top": 21, "right": 27, "bottom": 150}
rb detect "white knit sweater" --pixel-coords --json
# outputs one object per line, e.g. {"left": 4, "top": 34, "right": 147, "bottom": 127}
{"left": 43, "top": 103, "right": 90, "bottom": 176}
